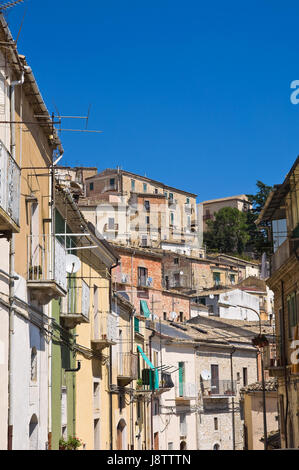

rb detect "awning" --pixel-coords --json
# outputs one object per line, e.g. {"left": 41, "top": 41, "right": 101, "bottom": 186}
{"left": 140, "top": 300, "right": 151, "bottom": 318}
{"left": 137, "top": 345, "right": 159, "bottom": 390}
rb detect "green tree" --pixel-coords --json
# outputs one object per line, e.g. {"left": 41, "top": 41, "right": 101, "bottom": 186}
{"left": 204, "top": 207, "right": 250, "bottom": 255}
{"left": 246, "top": 181, "right": 273, "bottom": 256}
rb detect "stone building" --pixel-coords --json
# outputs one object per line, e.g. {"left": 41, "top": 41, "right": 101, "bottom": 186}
{"left": 202, "top": 195, "right": 252, "bottom": 232}
{"left": 77, "top": 168, "right": 202, "bottom": 255}
{"left": 240, "top": 378, "right": 279, "bottom": 450}
{"left": 258, "top": 155, "right": 299, "bottom": 448}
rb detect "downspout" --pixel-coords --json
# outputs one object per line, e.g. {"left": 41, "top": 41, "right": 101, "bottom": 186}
{"left": 149, "top": 329, "right": 155, "bottom": 450}
{"left": 230, "top": 346, "right": 236, "bottom": 451}
{"left": 7, "top": 71, "right": 24, "bottom": 450}
{"left": 109, "top": 262, "right": 119, "bottom": 450}
{"left": 281, "top": 280, "right": 289, "bottom": 448}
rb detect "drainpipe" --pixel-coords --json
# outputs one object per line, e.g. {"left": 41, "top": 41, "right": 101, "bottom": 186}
{"left": 7, "top": 71, "right": 25, "bottom": 450}
{"left": 281, "top": 280, "right": 289, "bottom": 448}
{"left": 230, "top": 346, "right": 236, "bottom": 451}
{"left": 149, "top": 329, "right": 155, "bottom": 450}
{"left": 109, "top": 263, "right": 119, "bottom": 450}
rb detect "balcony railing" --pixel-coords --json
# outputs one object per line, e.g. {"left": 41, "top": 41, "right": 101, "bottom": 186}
{"left": 271, "top": 239, "right": 290, "bottom": 274}
{"left": 135, "top": 370, "right": 174, "bottom": 394}
{"left": 104, "top": 223, "right": 119, "bottom": 232}
{"left": 117, "top": 352, "right": 138, "bottom": 385}
{"left": 175, "top": 383, "right": 198, "bottom": 400}
{"left": 168, "top": 276, "right": 190, "bottom": 289}
{"left": 27, "top": 235, "right": 67, "bottom": 302}
{"left": 92, "top": 312, "right": 117, "bottom": 350}
{"left": 201, "top": 379, "right": 237, "bottom": 398}
{"left": 60, "top": 279, "right": 90, "bottom": 328}
{"left": 0, "top": 139, "right": 20, "bottom": 230}
{"left": 138, "top": 277, "right": 153, "bottom": 288}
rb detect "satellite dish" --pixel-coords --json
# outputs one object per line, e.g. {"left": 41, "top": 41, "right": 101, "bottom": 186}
{"left": 66, "top": 254, "right": 81, "bottom": 274}
{"left": 201, "top": 370, "right": 211, "bottom": 381}
{"left": 209, "top": 294, "right": 214, "bottom": 299}
{"left": 170, "top": 311, "right": 177, "bottom": 321}
{"left": 180, "top": 271, "right": 184, "bottom": 275}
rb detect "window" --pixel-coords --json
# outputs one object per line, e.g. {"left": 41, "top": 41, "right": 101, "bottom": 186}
{"left": 31, "top": 347, "right": 37, "bottom": 382}
{"left": 186, "top": 197, "right": 190, "bottom": 204}
{"left": 287, "top": 293, "right": 298, "bottom": 338}
{"left": 131, "top": 179, "right": 135, "bottom": 191}
{"left": 170, "top": 212, "right": 174, "bottom": 225}
{"left": 213, "top": 444, "right": 220, "bottom": 450}
{"left": 179, "top": 312, "right": 184, "bottom": 323}
{"left": 174, "top": 258, "right": 179, "bottom": 265}
{"left": 144, "top": 200, "right": 150, "bottom": 212}
{"left": 138, "top": 267, "right": 148, "bottom": 286}
{"left": 163, "top": 312, "right": 167, "bottom": 320}
{"left": 93, "top": 381, "right": 100, "bottom": 411}
{"left": 146, "top": 216, "right": 150, "bottom": 225}
{"left": 137, "top": 400, "right": 142, "bottom": 419}
{"left": 169, "top": 193, "right": 174, "bottom": 200}
{"left": 236, "top": 372, "right": 240, "bottom": 383}
{"left": 229, "top": 274, "right": 236, "bottom": 285}
{"left": 89, "top": 182, "right": 94, "bottom": 191}
{"left": 143, "top": 183, "right": 147, "bottom": 193}
{"left": 243, "top": 368, "right": 248, "bottom": 387}
{"left": 168, "top": 442, "right": 173, "bottom": 450}
{"left": 141, "top": 236, "right": 148, "bottom": 247}
{"left": 213, "top": 272, "right": 220, "bottom": 286}
{"left": 108, "top": 217, "right": 115, "bottom": 230}
{"left": 214, "top": 418, "right": 218, "bottom": 431}
{"left": 211, "top": 364, "right": 219, "bottom": 394}
{"left": 110, "top": 178, "right": 115, "bottom": 187}
{"left": 180, "top": 414, "right": 187, "bottom": 436}
{"left": 154, "top": 188, "right": 158, "bottom": 194}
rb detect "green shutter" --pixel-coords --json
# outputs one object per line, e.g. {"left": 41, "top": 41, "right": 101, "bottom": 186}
{"left": 140, "top": 300, "right": 151, "bottom": 318}
{"left": 134, "top": 317, "right": 140, "bottom": 333}
{"left": 179, "top": 362, "right": 185, "bottom": 396}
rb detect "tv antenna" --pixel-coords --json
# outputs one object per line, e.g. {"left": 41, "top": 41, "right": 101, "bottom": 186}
{"left": 0, "top": 0, "right": 24, "bottom": 12}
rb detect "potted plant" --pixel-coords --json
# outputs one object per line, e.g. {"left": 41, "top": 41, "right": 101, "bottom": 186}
{"left": 136, "top": 378, "right": 143, "bottom": 390}
{"left": 29, "top": 265, "right": 43, "bottom": 280}
{"left": 59, "top": 436, "right": 83, "bottom": 450}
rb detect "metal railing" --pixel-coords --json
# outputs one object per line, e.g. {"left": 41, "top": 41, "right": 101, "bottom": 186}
{"left": 175, "top": 383, "right": 198, "bottom": 399}
{"left": 201, "top": 379, "right": 237, "bottom": 397}
{"left": 27, "top": 235, "right": 67, "bottom": 292}
{"left": 118, "top": 352, "right": 138, "bottom": 380}
{"left": 271, "top": 239, "right": 290, "bottom": 274}
{"left": 0, "top": 139, "right": 20, "bottom": 226}
{"left": 95, "top": 312, "right": 117, "bottom": 342}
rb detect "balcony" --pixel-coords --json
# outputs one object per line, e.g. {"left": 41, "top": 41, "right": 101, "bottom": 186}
{"left": 138, "top": 277, "right": 153, "bottom": 288}
{"left": 168, "top": 275, "right": 190, "bottom": 290}
{"left": 271, "top": 239, "right": 290, "bottom": 274}
{"left": 184, "top": 203, "right": 192, "bottom": 214}
{"left": 91, "top": 312, "right": 117, "bottom": 350}
{"left": 135, "top": 370, "right": 174, "bottom": 395}
{"left": 60, "top": 280, "right": 91, "bottom": 329}
{"left": 0, "top": 139, "right": 21, "bottom": 233}
{"left": 175, "top": 383, "right": 198, "bottom": 402}
{"left": 117, "top": 352, "right": 138, "bottom": 386}
{"left": 103, "top": 223, "right": 119, "bottom": 233}
{"left": 201, "top": 380, "right": 236, "bottom": 399}
{"left": 27, "top": 235, "right": 67, "bottom": 304}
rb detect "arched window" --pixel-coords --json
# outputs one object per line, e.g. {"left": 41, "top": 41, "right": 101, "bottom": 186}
{"left": 31, "top": 347, "right": 37, "bottom": 382}
{"left": 29, "top": 414, "right": 38, "bottom": 450}
{"left": 213, "top": 443, "right": 220, "bottom": 450}
{"left": 180, "top": 440, "right": 187, "bottom": 450}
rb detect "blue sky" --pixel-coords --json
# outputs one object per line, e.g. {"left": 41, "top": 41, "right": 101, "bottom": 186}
{"left": 5, "top": 0, "right": 299, "bottom": 200}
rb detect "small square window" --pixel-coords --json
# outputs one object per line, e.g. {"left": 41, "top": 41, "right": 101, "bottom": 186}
{"left": 90, "top": 183, "right": 94, "bottom": 191}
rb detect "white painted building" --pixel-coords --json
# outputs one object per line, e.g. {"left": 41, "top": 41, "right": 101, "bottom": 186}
{"left": 149, "top": 318, "right": 258, "bottom": 450}
{"left": 218, "top": 289, "right": 260, "bottom": 322}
